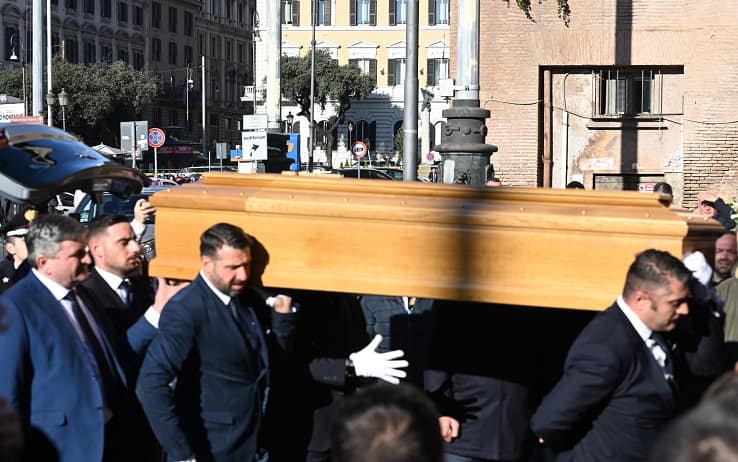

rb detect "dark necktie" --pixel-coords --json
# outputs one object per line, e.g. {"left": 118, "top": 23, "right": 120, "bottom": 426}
{"left": 650, "top": 332, "right": 674, "bottom": 380}
{"left": 229, "top": 298, "right": 260, "bottom": 351}
{"left": 119, "top": 279, "right": 133, "bottom": 308}
{"left": 65, "top": 290, "right": 125, "bottom": 415}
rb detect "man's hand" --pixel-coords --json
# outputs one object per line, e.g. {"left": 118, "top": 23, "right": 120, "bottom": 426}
{"left": 153, "top": 277, "right": 189, "bottom": 313}
{"left": 349, "top": 334, "right": 408, "bottom": 384}
{"left": 265, "top": 295, "right": 293, "bottom": 314}
{"left": 0, "top": 398, "right": 23, "bottom": 455}
{"left": 133, "top": 199, "right": 156, "bottom": 225}
{"left": 438, "top": 416, "right": 459, "bottom": 443}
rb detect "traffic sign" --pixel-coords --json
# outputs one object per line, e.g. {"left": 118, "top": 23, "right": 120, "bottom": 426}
{"left": 351, "top": 141, "right": 368, "bottom": 158}
{"left": 241, "top": 130, "right": 268, "bottom": 161}
{"left": 148, "top": 128, "right": 166, "bottom": 148}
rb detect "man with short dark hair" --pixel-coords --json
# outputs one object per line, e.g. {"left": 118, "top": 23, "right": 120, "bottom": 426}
{"left": 331, "top": 383, "right": 444, "bottom": 462}
{"left": 137, "top": 223, "right": 298, "bottom": 462}
{"left": 532, "top": 249, "right": 720, "bottom": 461}
{"left": 0, "top": 214, "right": 161, "bottom": 462}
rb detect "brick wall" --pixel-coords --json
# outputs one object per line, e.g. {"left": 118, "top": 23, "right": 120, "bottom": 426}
{"left": 458, "top": 0, "right": 738, "bottom": 205}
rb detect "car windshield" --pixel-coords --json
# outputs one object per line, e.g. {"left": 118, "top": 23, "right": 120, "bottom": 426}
{"left": 77, "top": 193, "right": 153, "bottom": 224}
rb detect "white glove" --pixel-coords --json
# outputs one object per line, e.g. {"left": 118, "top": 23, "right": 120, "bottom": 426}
{"left": 349, "top": 334, "right": 409, "bottom": 384}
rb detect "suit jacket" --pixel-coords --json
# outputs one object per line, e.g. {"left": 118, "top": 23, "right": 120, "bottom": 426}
{"left": 425, "top": 301, "right": 540, "bottom": 461}
{"left": 531, "top": 303, "right": 677, "bottom": 462}
{"left": 0, "top": 272, "right": 157, "bottom": 462}
{"left": 136, "top": 275, "right": 297, "bottom": 462}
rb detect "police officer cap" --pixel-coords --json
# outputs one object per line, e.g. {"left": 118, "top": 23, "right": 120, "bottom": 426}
{"left": 0, "top": 208, "right": 38, "bottom": 238}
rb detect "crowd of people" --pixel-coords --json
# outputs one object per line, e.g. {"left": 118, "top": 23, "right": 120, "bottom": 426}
{"left": 2, "top": 180, "right": 738, "bottom": 462}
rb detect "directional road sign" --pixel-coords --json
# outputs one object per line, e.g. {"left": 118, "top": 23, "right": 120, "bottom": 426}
{"left": 241, "top": 130, "right": 268, "bottom": 161}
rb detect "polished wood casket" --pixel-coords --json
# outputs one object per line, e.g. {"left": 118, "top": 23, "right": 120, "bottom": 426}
{"left": 149, "top": 173, "right": 723, "bottom": 311}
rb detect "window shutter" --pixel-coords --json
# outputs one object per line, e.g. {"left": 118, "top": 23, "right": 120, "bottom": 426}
{"left": 427, "top": 59, "right": 434, "bottom": 86}
{"left": 389, "top": 0, "right": 395, "bottom": 26}
{"left": 369, "top": 0, "right": 376, "bottom": 25}
{"left": 428, "top": 0, "right": 435, "bottom": 25}
{"left": 350, "top": 0, "right": 356, "bottom": 25}
{"left": 324, "top": 0, "right": 331, "bottom": 25}
{"left": 292, "top": 0, "right": 300, "bottom": 26}
{"left": 369, "top": 59, "right": 377, "bottom": 87}
{"left": 387, "top": 59, "right": 395, "bottom": 86}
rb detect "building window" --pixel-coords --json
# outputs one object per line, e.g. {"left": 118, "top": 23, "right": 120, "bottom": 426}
{"left": 152, "top": 2, "right": 161, "bottom": 27}
{"left": 84, "top": 40, "right": 96, "bottom": 62}
{"left": 101, "top": 0, "right": 111, "bottom": 17}
{"left": 350, "top": 0, "right": 375, "bottom": 26}
{"left": 389, "top": 0, "right": 406, "bottom": 25}
{"left": 428, "top": 0, "right": 448, "bottom": 25}
{"left": 282, "top": 0, "right": 299, "bottom": 25}
{"left": 426, "top": 58, "right": 448, "bottom": 86}
{"left": 211, "top": 37, "right": 217, "bottom": 57}
{"left": 117, "top": 47, "right": 128, "bottom": 64}
{"left": 597, "top": 68, "right": 656, "bottom": 117}
{"left": 387, "top": 58, "right": 406, "bottom": 86}
{"left": 66, "top": 0, "right": 77, "bottom": 11}
{"left": 101, "top": 44, "right": 112, "bottom": 61}
{"left": 152, "top": 38, "right": 161, "bottom": 61}
{"left": 225, "top": 40, "right": 232, "bottom": 62}
{"left": 314, "top": 0, "right": 330, "bottom": 25}
{"left": 153, "top": 108, "right": 161, "bottom": 125}
{"left": 65, "top": 38, "right": 79, "bottom": 62}
{"left": 118, "top": 1, "right": 128, "bottom": 23}
{"left": 169, "top": 7, "right": 178, "bottom": 33}
{"left": 184, "top": 45, "right": 193, "bottom": 65}
{"left": 133, "top": 5, "right": 143, "bottom": 25}
{"left": 349, "top": 58, "right": 376, "bottom": 87}
{"left": 199, "top": 33, "right": 205, "bottom": 56}
{"left": 184, "top": 12, "right": 193, "bottom": 36}
{"left": 84, "top": 0, "right": 94, "bottom": 14}
{"left": 168, "top": 42, "right": 177, "bottom": 65}
{"left": 133, "top": 50, "right": 144, "bottom": 69}
{"left": 169, "top": 110, "right": 178, "bottom": 126}
{"left": 237, "top": 43, "right": 244, "bottom": 63}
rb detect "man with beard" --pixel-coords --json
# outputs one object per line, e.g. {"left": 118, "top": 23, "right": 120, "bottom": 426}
{"left": 137, "top": 223, "right": 298, "bottom": 462}
{"left": 532, "top": 249, "right": 724, "bottom": 461}
{"left": 713, "top": 232, "right": 737, "bottom": 287}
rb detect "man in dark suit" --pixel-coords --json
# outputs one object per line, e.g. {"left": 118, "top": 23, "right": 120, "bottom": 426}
{"left": 531, "top": 249, "right": 722, "bottom": 461}
{"left": 136, "top": 223, "right": 298, "bottom": 462}
{"left": 78, "top": 214, "right": 155, "bottom": 338}
{"left": 0, "top": 214, "right": 166, "bottom": 462}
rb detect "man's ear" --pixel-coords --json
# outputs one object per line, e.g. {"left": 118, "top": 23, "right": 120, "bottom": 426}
{"left": 630, "top": 289, "right": 651, "bottom": 312}
{"left": 35, "top": 255, "right": 48, "bottom": 273}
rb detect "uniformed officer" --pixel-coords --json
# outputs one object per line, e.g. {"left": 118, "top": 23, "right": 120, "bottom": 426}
{"left": 0, "top": 208, "right": 36, "bottom": 294}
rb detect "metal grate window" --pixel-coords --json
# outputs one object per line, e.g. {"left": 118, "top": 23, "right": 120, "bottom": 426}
{"left": 595, "top": 68, "right": 659, "bottom": 117}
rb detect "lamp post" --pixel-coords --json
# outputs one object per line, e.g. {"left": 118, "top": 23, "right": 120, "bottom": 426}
{"left": 307, "top": 0, "right": 316, "bottom": 172}
{"left": 8, "top": 34, "right": 27, "bottom": 116}
{"left": 286, "top": 111, "right": 294, "bottom": 132}
{"left": 185, "top": 65, "right": 193, "bottom": 133}
{"left": 58, "top": 88, "right": 69, "bottom": 131}
{"left": 45, "top": 91, "right": 56, "bottom": 127}
{"left": 347, "top": 121, "right": 354, "bottom": 165}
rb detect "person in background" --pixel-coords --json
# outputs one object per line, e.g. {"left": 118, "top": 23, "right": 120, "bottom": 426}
{"left": 653, "top": 182, "right": 673, "bottom": 205}
{"left": 565, "top": 181, "right": 585, "bottom": 189}
{"left": 713, "top": 232, "right": 737, "bottom": 287}
{"left": 696, "top": 191, "right": 736, "bottom": 230}
{"left": 331, "top": 382, "right": 444, "bottom": 462}
{"left": 0, "top": 208, "right": 34, "bottom": 294}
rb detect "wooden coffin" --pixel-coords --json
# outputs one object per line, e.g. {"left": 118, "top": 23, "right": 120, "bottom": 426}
{"left": 149, "top": 173, "right": 723, "bottom": 311}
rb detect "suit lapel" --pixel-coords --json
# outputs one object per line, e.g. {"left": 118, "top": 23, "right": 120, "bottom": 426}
{"left": 610, "top": 305, "right": 675, "bottom": 406}
{"left": 195, "top": 276, "right": 251, "bottom": 358}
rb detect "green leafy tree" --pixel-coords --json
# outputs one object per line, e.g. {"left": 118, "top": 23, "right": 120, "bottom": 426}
{"left": 281, "top": 50, "right": 375, "bottom": 167}
{"left": 0, "top": 58, "right": 158, "bottom": 146}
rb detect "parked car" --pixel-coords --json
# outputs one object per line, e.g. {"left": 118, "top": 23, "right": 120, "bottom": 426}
{"left": 73, "top": 185, "right": 176, "bottom": 261}
{"left": 374, "top": 167, "right": 404, "bottom": 180}
{"left": 331, "top": 168, "right": 395, "bottom": 180}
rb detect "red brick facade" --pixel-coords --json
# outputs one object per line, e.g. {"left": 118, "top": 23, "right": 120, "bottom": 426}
{"left": 456, "top": 0, "right": 738, "bottom": 207}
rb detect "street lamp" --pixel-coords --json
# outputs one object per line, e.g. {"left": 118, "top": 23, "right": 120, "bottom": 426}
{"left": 58, "top": 88, "right": 70, "bottom": 131}
{"left": 185, "top": 65, "right": 194, "bottom": 132}
{"left": 347, "top": 121, "right": 354, "bottom": 165}
{"left": 8, "top": 34, "right": 27, "bottom": 116}
{"left": 286, "top": 111, "right": 294, "bottom": 132}
{"left": 45, "top": 92, "right": 57, "bottom": 126}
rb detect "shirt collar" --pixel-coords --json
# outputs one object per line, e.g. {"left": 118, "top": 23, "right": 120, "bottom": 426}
{"left": 94, "top": 266, "right": 126, "bottom": 291}
{"left": 199, "top": 270, "right": 231, "bottom": 306}
{"left": 616, "top": 295, "right": 652, "bottom": 342}
{"left": 32, "top": 268, "right": 73, "bottom": 302}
